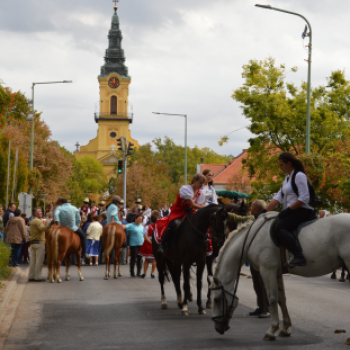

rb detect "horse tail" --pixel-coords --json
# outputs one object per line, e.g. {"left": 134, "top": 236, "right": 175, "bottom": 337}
{"left": 51, "top": 228, "right": 60, "bottom": 265}
{"left": 103, "top": 224, "right": 116, "bottom": 259}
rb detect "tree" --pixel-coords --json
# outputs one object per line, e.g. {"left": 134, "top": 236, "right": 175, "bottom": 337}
{"left": 224, "top": 58, "right": 350, "bottom": 209}
{"left": 153, "top": 137, "right": 232, "bottom": 183}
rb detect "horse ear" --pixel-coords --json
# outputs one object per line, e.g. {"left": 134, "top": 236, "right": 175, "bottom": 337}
{"left": 240, "top": 200, "right": 245, "bottom": 209}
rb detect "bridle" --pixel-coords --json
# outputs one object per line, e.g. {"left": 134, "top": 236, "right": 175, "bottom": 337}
{"left": 186, "top": 207, "right": 227, "bottom": 242}
{"left": 211, "top": 215, "right": 276, "bottom": 325}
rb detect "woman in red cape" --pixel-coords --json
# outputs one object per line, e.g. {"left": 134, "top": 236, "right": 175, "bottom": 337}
{"left": 138, "top": 211, "right": 161, "bottom": 278}
{"left": 156, "top": 174, "right": 206, "bottom": 253}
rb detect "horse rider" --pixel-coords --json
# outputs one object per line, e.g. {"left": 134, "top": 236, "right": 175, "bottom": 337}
{"left": 106, "top": 195, "right": 125, "bottom": 228}
{"left": 256, "top": 152, "right": 315, "bottom": 267}
{"left": 54, "top": 197, "right": 86, "bottom": 258}
{"left": 158, "top": 173, "right": 206, "bottom": 253}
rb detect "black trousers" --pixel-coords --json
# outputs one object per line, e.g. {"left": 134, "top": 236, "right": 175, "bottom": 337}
{"left": 130, "top": 245, "right": 142, "bottom": 275}
{"left": 275, "top": 208, "right": 315, "bottom": 238}
{"left": 74, "top": 228, "right": 86, "bottom": 255}
{"left": 250, "top": 266, "right": 269, "bottom": 312}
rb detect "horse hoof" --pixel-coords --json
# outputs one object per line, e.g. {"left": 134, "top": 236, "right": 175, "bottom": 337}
{"left": 279, "top": 329, "right": 291, "bottom": 337}
{"left": 161, "top": 303, "right": 168, "bottom": 309}
{"left": 57, "top": 279, "right": 62, "bottom": 283}
{"left": 263, "top": 334, "right": 276, "bottom": 341}
{"left": 188, "top": 294, "right": 193, "bottom": 302}
{"left": 339, "top": 278, "right": 346, "bottom": 282}
{"left": 114, "top": 275, "right": 118, "bottom": 279}
{"left": 80, "top": 277, "right": 84, "bottom": 281}
{"left": 177, "top": 303, "right": 183, "bottom": 309}
{"left": 198, "top": 309, "right": 206, "bottom": 315}
{"left": 206, "top": 301, "right": 212, "bottom": 309}
{"left": 50, "top": 279, "right": 54, "bottom": 283}
{"left": 65, "top": 277, "right": 70, "bottom": 281}
{"left": 118, "top": 272, "right": 123, "bottom": 277}
{"left": 181, "top": 310, "right": 189, "bottom": 316}
{"left": 104, "top": 277, "right": 109, "bottom": 280}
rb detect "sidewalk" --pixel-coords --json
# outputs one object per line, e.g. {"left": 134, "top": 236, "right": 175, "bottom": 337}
{"left": 0, "top": 266, "right": 28, "bottom": 350}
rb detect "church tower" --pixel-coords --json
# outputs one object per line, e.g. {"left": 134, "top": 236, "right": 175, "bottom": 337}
{"left": 75, "top": 2, "right": 139, "bottom": 176}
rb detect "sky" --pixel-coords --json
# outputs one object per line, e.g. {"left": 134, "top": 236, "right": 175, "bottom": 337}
{"left": 1, "top": 0, "right": 350, "bottom": 159}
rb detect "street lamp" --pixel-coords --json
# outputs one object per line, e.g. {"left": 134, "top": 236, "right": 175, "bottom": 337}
{"left": 255, "top": 4, "right": 312, "bottom": 155}
{"left": 28, "top": 80, "right": 72, "bottom": 193}
{"left": 153, "top": 112, "right": 188, "bottom": 184}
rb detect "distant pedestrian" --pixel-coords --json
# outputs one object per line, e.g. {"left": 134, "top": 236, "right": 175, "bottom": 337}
{"left": 80, "top": 198, "right": 91, "bottom": 218}
{"left": 126, "top": 213, "right": 144, "bottom": 277}
{"left": 91, "top": 202, "right": 98, "bottom": 215}
{"left": 86, "top": 215, "right": 103, "bottom": 266}
{"left": 161, "top": 204, "right": 170, "bottom": 218}
{"left": 28, "top": 207, "right": 52, "bottom": 282}
{"left": 6, "top": 209, "right": 26, "bottom": 267}
{"left": 0, "top": 205, "right": 5, "bottom": 242}
{"left": 3, "top": 203, "right": 16, "bottom": 241}
{"left": 98, "top": 212, "right": 107, "bottom": 264}
{"left": 139, "top": 211, "right": 161, "bottom": 278}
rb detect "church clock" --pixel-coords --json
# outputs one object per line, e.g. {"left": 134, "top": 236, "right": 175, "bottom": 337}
{"left": 108, "top": 77, "right": 120, "bottom": 89}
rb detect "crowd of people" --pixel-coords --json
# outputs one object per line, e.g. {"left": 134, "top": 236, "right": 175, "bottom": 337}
{"left": 0, "top": 196, "right": 172, "bottom": 281}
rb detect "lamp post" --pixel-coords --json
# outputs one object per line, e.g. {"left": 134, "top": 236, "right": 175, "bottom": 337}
{"left": 153, "top": 112, "right": 188, "bottom": 184}
{"left": 255, "top": 4, "right": 312, "bottom": 155}
{"left": 27, "top": 80, "right": 72, "bottom": 193}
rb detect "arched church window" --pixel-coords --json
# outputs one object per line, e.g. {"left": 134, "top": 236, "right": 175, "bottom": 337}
{"left": 111, "top": 96, "right": 117, "bottom": 114}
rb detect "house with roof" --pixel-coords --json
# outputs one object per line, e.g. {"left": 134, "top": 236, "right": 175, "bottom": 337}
{"left": 198, "top": 149, "right": 253, "bottom": 194}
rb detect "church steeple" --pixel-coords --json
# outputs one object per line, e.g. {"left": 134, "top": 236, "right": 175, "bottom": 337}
{"left": 100, "top": 1, "right": 129, "bottom": 78}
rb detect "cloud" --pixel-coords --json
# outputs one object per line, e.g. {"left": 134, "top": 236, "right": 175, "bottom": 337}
{"left": 1, "top": 0, "right": 350, "bottom": 161}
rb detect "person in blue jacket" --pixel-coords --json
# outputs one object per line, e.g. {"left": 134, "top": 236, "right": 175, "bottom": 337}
{"left": 125, "top": 213, "right": 144, "bottom": 277}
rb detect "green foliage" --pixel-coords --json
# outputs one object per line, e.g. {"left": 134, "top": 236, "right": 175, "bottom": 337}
{"left": 65, "top": 154, "right": 108, "bottom": 207}
{"left": 0, "top": 241, "right": 11, "bottom": 284}
{"left": 152, "top": 137, "right": 231, "bottom": 183}
{"left": 230, "top": 58, "right": 350, "bottom": 210}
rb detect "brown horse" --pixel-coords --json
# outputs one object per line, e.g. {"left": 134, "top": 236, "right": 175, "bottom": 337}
{"left": 46, "top": 226, "right": 84, "bottom": 283}
{"left": 102, "top": 223, "right": 126, "bottom": 280}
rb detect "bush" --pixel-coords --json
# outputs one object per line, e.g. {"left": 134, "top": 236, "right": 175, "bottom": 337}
{"left": 0, "top": 240, "right": 11, "bottom": 284}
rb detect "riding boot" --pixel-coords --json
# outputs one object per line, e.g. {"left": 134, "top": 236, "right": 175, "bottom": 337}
{"left": 277, "top": 229, "right": 306, "bottom": 267}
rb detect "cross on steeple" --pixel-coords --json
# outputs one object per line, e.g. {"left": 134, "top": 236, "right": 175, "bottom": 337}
{"left": 113, "top": 0, "right": 119, "bottom": 13}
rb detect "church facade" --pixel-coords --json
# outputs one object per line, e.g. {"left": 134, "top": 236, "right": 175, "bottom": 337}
{"left": 74, "top": 3, "right": 139, "bottom": 178}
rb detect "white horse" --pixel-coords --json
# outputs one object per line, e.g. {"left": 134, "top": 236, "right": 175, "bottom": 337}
{"left": 211, "top": 212, "right": 350, "bottom": 341}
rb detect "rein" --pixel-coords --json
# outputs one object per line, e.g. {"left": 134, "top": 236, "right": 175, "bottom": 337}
{"left": 211, "top": 215, "right": 277, "bottom": 324}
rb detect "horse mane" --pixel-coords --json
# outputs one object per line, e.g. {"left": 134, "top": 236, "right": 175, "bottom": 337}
{"left": 214, "top": 220, "right": 253, "bottom": 278}
{"left": 196, "top": 203, "right": 223, "bottom": 214}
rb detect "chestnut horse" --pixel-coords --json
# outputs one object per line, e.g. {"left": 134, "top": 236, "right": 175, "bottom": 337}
{"left": 46, "top": 226, "right": 84, "bottom": 283}
{"left": 102, "top": 222, "right": 126, "bottom": 280}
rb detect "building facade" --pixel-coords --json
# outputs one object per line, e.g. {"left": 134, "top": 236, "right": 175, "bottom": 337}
{"left": 75, "top": 4, "right": 139, "bottom": 178}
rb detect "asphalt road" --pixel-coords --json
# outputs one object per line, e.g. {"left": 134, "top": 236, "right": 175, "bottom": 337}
{"left": 3, "top": 263, "right": 350, "bottom": 350}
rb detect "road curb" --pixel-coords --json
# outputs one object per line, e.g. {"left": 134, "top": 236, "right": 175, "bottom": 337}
{"left": 0, "top": 267, "right": 28, "bottom": 350}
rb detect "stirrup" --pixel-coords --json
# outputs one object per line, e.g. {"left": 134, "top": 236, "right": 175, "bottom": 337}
{"left": 285, "top": 256, "right": 306, "bottom": 268}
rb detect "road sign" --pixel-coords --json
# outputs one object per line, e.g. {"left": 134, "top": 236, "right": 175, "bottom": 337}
{"left": 18, "top": 192, "right": 34, "bottom": 218}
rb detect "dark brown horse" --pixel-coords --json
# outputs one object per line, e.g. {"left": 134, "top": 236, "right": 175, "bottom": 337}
{"left": 205, "top": 201, "right": 251, "bottom": 308}
{"left": 102, "top": 222, "right": 126, "bottom": 280}
{"left": 153, "top": 204, "right": 228, "bottom": 316}
{"left": 46, "top": 226, "right": 84, "bottom": 283}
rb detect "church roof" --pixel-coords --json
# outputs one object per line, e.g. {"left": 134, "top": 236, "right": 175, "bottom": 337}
{"left": 99, "top": 5, "right": 130, "bottom": 78}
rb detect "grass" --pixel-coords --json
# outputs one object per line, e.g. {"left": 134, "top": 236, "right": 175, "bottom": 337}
{"left": 0, "top": 240, "right": 11, "bottom": 286}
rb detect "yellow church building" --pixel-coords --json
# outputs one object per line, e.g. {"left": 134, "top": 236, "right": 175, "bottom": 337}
{"left": 74, "top": 3, "right": 139, "bottom": 179}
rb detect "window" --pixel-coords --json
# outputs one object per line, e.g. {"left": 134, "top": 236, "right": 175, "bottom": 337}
{"left": 110, "top": 132, "right": 117, "bottom": 139}
{"left": 111, "top": 96, "right": 117, "bottom": 114}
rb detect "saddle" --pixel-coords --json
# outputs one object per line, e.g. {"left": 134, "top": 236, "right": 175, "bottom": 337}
{"left": 270, "top": 216, "right": 318, "bottom": 274}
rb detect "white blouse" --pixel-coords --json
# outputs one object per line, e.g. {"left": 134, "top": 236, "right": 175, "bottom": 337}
{"left": 179, "top": 185, "right": 206, "bottom": 204}
{"left": 201, "top": 185, "right": 218, "bottom": 205}
{"left": 274, "top": 171, "right": 313, "bottom": 210}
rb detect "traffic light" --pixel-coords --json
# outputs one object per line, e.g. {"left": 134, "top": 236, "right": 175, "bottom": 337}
{"left": 117, "top": 160, "right": 123, "bottom": 174}
{"left": 126, "top": 142, "right": 134, "bottom": 156}
{"left": 117, "top": 138, "right": 124, "bottom": 152}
